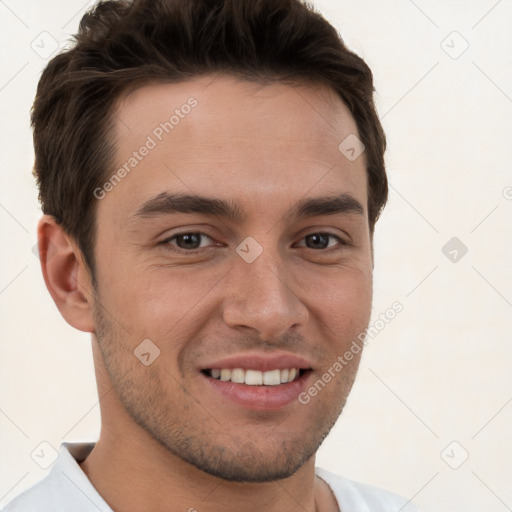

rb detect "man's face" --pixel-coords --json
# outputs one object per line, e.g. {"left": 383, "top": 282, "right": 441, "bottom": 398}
{"left": 90, "top": 76, "right": 373, "bottom": 482}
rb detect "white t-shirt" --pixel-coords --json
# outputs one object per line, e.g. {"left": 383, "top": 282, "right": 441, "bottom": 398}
{"left": 2, "top": 443, "right": 419, "bottom": 511}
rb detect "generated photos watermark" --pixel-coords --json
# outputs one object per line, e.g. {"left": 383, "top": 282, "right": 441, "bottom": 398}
{"left": 298, "top": 301, "right": 403, "bottom": 405}
{"left": 93, "top": 97, "right": 198, "bottom": 200}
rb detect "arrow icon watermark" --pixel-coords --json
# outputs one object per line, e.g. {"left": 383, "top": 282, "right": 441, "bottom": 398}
{"left": 134, "top": 339, "right": 161, "bottom": 366}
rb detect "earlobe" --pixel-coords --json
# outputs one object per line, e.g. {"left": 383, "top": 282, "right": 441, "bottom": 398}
{"left": 37, "top": 215, "right": 96, "bottom": 333}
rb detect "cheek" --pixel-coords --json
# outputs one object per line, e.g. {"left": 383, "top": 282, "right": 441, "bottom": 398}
{"left": 306, "top": 265, "right": 373, "bottom": 342}
{"left": 98, "top": 261, "right": 223, "bottom": 336}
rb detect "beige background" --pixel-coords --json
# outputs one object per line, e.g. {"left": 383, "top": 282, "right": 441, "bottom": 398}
{"left": 1, "top": 1, "right": 511, "bottom": 510}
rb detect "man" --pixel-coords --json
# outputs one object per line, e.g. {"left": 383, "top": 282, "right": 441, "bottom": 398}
{"left": 3, "top": 0, "right": 418, "bottom": 510}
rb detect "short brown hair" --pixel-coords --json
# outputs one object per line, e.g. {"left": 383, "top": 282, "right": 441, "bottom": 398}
{"left": 32, "top": 0, "right": 387, "bottom": 279}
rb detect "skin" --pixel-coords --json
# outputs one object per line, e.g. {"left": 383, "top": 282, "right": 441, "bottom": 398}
{"left": 39, "top": 75, "right": 374, "bottom": 512}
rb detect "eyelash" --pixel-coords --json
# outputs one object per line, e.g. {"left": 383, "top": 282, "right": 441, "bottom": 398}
{"left": 160, "top": 231, "right": 348, "bottom": 254}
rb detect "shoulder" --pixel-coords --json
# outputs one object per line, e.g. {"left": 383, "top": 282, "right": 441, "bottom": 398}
{"left": 2, "top": 470, "right": 67, "bottom": 512}
{"left": 2, "top": 443, "right": 111, "bottom": 512}
{"left": 315, "top": 467, "right": 420, "bottom": 512}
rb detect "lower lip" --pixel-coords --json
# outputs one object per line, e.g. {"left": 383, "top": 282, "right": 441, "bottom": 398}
{"left": 203, "top": 371, "right": 311, "bottom": 410}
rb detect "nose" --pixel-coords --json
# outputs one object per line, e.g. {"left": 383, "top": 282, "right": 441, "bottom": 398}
{"left": 221, "top": 247, "right": 309, "bottom": 340}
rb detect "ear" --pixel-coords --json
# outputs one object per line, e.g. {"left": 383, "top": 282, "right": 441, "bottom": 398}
{"left": 37, "top": 215, "right": 96, "bottom": 333}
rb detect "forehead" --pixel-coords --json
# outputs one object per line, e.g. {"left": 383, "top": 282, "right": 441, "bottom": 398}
{"left": 104, "top": 75, "right": 367, "bottom": 221}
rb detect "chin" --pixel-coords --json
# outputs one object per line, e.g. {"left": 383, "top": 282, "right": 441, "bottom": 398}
{"left": 183, "top": 446, "right": 313, "bottom": 483}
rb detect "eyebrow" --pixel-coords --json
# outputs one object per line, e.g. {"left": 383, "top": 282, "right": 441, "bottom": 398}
{"left": 130, "top": 192, "right": 364, "bottom": 223}
{"left": 131, "top": 192, "right": 246, "bottom": 222}
{"left": 291, "top": 193, "right": 364, "bottom": 219}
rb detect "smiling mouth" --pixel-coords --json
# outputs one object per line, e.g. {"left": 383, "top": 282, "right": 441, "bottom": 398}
{"left": 202, "top": 368, "right": 310, "bottom": 386}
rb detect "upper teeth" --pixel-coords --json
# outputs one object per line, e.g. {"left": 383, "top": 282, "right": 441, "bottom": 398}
{"left": 209, "top": 368, "right": 299, "bottom": 385}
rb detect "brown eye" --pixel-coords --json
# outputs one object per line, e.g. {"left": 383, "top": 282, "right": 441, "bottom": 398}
{"left": 165, "top": 232, "right": 214, "bottom": 250}
{"left": 305, "top": 233, "right": 329, "bottom": 249}
{"left": 296, "top": 233, "right": 343, "bottom": 250}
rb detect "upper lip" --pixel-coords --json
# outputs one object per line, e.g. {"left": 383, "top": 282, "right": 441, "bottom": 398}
{"left": 199, "top": 351, "right": 313, "bottom": 372}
